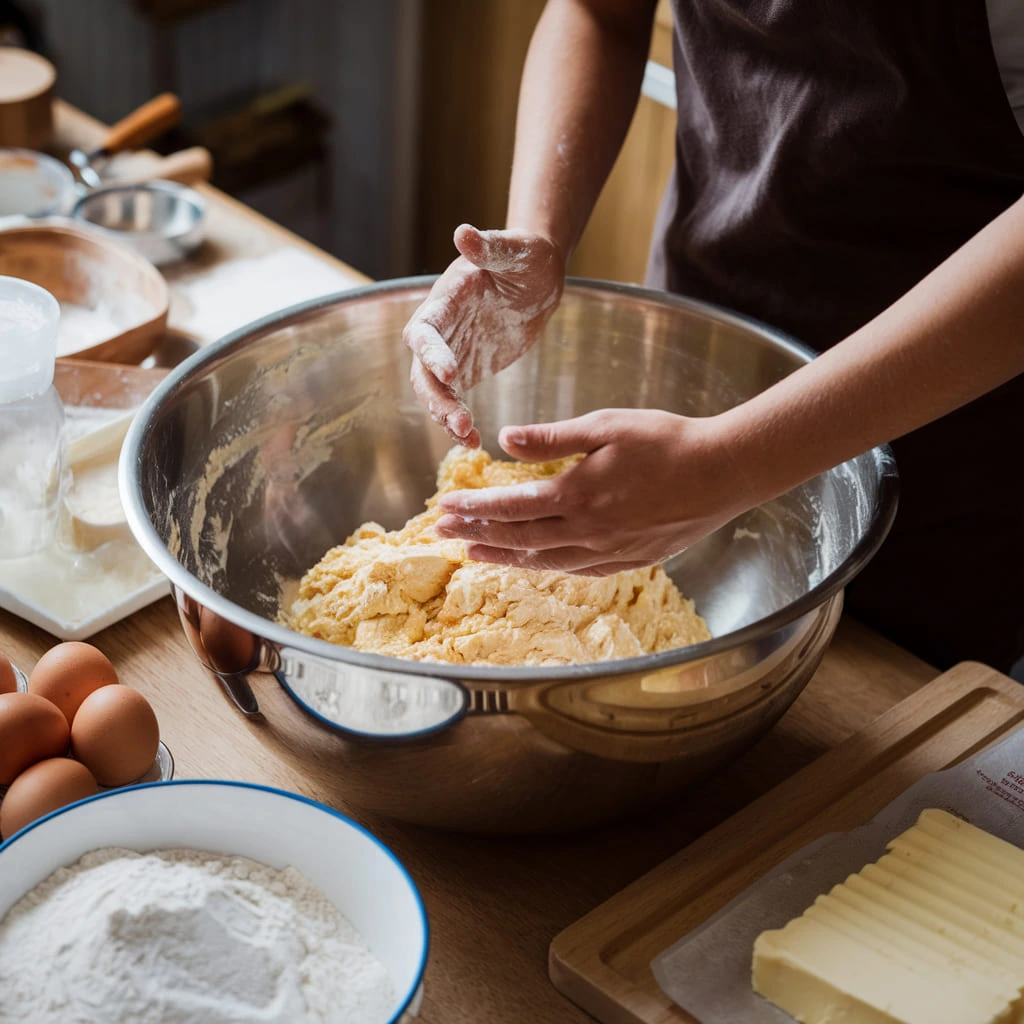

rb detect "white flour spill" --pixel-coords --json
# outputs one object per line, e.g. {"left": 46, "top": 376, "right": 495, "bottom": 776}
{"left": 731, "top": 527, "right": 762, "bottom": 541}
{"left": 0, "top": 537, "right": 162, "bottom": 626}
{"left": 57, "top": 302, "right": 125, "bottom": 356}
{"left": 0, "top": 847, "right": 396, "bottom": 1024}
{"left": 63, "top": 406, "right": 130, "bottom": 445}
{"left": 52, "top": 247, "right": 157, "bottom": 356}
{"left": 167, "top": 248, "right": 358, "bottom": 344}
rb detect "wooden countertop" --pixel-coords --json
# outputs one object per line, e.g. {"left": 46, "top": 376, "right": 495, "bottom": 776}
{"left": 0, "top": 104, "right": 939, "bottom": 1023}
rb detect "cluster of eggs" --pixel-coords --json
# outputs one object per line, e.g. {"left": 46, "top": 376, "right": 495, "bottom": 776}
{"left": 0, "top": 643, "right": 160, "bottom": 840}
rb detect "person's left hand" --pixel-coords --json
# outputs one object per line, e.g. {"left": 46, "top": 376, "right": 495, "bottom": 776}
{"left": 434, "top": 409, "right": 748, "bottom": 575}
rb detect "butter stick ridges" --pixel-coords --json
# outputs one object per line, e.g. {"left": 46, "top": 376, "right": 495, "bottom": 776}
{"left": 752, "top": 809, "right": 1024, "bottom": 1024}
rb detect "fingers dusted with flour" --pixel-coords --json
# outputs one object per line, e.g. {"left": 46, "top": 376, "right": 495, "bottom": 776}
{"left": 402, "top": 225, "right": 565, "bottom": 447}
{"left": 403, "top": 0, "right": 660, "bottom": 444}
{"left": 409, "top": 359, "right": 480, "bottom": 448}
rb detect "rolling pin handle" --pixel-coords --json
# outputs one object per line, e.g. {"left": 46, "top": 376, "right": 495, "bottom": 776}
{"left": 100, "top": 93, "right": 182, "bottom": 156}
{"left": 147, "top": 146, "right": 213, "bottom": 186}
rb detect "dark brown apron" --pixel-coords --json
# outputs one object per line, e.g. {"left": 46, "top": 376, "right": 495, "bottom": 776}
{"left": 649, "top": 0, "right": 1024, "bottom": 672}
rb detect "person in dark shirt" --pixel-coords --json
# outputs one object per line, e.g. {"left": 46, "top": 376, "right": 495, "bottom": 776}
{"left": 403, "top": 0, "right": 1024, "bottom": 675}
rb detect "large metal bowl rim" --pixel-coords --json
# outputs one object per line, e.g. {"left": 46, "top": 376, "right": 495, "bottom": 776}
{"left": 120, "top": 276, "right": 899, "bottom": 683}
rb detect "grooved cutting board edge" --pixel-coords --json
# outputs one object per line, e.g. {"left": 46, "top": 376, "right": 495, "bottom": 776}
{"left": 549, "top": 662, "right": 1024, "bottom": 1024}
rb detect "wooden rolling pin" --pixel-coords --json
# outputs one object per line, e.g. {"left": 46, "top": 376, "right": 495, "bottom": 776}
{"left": 106, "top": 146, "right": 214, "bottom": 188}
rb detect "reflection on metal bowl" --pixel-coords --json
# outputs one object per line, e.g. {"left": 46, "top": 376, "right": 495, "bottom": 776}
{"left": 120, "top": 279, "right": 897, "bottom": 833}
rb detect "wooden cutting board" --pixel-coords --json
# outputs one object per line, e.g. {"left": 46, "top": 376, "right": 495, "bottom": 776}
{"left": 549, "top": 661, "right": 1024, "bottom": 1024}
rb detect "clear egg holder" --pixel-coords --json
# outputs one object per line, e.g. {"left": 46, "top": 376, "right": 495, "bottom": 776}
{"left": 0, "top": 663, "right": 174, "bottom": 806}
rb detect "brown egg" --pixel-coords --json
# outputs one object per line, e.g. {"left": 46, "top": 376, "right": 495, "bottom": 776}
{"left": 28, "top": 641, "right": 119, "bottom": 727}
{"left": 0, "top": 757, "right": 98, "bottom": 840}
{"left": 71, "top": 686, "right": 160, "bottom": 787}
{"left": 0, "top": 652, "right": 16, "bottom": 694}
{"left": 0, "top": 692, "right": 69, "bottom": 785}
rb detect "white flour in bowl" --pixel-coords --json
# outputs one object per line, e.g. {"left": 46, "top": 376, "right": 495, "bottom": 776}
{"left": 57, "top": 301, "right": 127, "bottom": 356}
{"left": 0, "top": 847, "right": 397, "bottom": 1024}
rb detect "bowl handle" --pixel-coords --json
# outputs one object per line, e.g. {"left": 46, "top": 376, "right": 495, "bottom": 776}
{"left": 211, "top": 670, "right": 262, "bottom": 717}
{"left": 272, "top": 647, "right": 469, "bottom": 740}
{"left": 174, "top": 590, "right": 264, "bottom": 717}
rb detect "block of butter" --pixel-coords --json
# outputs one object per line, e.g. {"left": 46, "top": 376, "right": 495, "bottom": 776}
{"left": 59, "top": 412, "right": 134, "bottom": 552}
{"left": 753, "top": 809, "right": 1024, "bottom": 1024}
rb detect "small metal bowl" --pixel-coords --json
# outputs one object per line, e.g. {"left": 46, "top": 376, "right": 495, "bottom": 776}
{"left": 71, "top": 181, "right": 205, "bottom": 266}
{"left": 0, "top": 148, "right": 76, "bottom": 220}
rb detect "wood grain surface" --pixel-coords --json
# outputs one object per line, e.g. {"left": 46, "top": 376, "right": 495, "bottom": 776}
{"left": 550, "top": 662, "right": 1024, "bottom": 1024}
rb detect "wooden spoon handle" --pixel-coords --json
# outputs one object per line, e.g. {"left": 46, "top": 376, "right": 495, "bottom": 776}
{"left": 135, "top": 146, "right": 213, "bottom": 186}
{"left": 100, "top": 93, "right": 182, "bottom": 156}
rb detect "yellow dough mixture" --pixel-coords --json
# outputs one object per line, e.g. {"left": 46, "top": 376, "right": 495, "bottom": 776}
{"left": 283, "top": 448, "right": 711, "bottom": 667}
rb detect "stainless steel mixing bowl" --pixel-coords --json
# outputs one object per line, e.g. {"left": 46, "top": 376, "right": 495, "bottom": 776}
{"left": 121, "top": 279, "right": 897, "bottom": 833}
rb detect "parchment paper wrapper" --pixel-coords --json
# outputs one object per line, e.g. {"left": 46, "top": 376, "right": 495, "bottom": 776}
{"left": 651, "top": 724, "right": 1024, "bottom": 1023}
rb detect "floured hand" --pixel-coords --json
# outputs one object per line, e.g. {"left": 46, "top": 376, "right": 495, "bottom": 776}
{"left": 404, "top": 224, "right": 564, "bottom": 447}
{"left": 435, "top": 409, "right": 750, "bottom": 575}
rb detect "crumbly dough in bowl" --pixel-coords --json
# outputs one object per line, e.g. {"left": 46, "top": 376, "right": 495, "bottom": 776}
{"left": 284, "top": 448, "right": 710, "bottom": 667}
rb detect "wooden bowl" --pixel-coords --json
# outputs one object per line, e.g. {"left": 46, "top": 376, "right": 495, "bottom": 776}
{"left": 0, "top": 224, "right": 169, "bottom": 362}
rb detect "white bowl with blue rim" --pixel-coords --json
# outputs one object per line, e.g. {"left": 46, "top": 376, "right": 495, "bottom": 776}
{"left": 0, "top": 780, "right": 427, "bottom": 1022}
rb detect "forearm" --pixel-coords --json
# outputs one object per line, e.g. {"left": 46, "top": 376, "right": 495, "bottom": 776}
{"left": 506, "top": 0, "right": 657, "bottom": 258}
{"left": 718, "top": 194, "right": 1024, "bottom": 503}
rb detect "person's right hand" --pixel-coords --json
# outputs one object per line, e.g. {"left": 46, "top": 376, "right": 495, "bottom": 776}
{"left": 403, "top": 223, "right": 565, "bottom": 448}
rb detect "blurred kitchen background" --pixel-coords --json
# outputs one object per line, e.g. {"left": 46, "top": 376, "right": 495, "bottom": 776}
{"left": 1, "top": 0, "right": 676, "bottom": 282}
